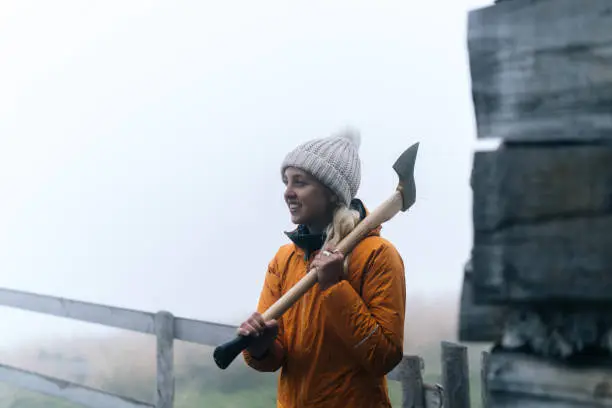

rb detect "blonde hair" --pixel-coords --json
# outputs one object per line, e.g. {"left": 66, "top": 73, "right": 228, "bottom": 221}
{"left": 323, "top": 204, "right": 361, "bottom": 249}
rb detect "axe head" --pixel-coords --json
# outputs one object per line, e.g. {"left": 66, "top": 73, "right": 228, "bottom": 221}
{"left": 392, "top": 142, "right": 419, "bottom": 211}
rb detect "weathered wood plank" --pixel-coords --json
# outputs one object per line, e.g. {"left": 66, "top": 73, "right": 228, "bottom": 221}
{"left": 387, "top": 356, "right": 420, "bottom": 382}
{"left": 441, "top": 342, "right": 471, "bottom": 408}
{"left": 388, "top": 355, "right": 444, "bottom": 407}
{"left": 472, "top": 146, "right": 612, "bottom": 233}
{"left": 400, "top": 356, "right": 425, "bottom": 408}
{"left": 472, "top": 216, "right": 612, "bottom": 303}
{"left": 388, "top": 357, "right": 443, "bottom": 407}
{"left": 482, "top": 351, "right": 490, "bottom": 408}
{"left": 488, "top": 393, "right": 609, "bottom": 408}
{"left": 499, "top": 307, "right": 612, "bottom": 359}
{"left": 458, "top": 260, "right": 506, "bottom": 342}
{"left": 424, "top": 383, "right": 444, "bottom": 408}
{"left": 155, "top": 311, "right": 174, "bottom": 408}
{"left": 471, "top": 145, "right": 612, "bottom": 303}
{"left": 0, "top": 287, "right": 156, "bottom": 334}
{"left": 173, "top": 317, "right": 237, "bottom": 346}
{"left": 468, "top": 0, "right": 612, "bottom": 142}
{"left": 387, "top": 366, "right": 444, "bottom": 408}
{"left": 0, "top": 286, "right": 240, "bottom": 347}
{"left": 486, "top": 350, "right": 612, "bottom": 407}
{"left": 386, "top": 377, "right": 443, "bottom": 407}
{"left": 0, "top": 363, "right": 153, "bottom": 408}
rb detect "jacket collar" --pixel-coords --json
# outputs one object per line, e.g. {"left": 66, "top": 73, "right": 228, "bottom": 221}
{"left": 284, "top": 198, "right": 368, "bottom": 259}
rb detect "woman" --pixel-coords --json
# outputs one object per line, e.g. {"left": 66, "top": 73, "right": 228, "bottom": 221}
{"left": 239, "top": 129, "right": 406, "bottom": 408}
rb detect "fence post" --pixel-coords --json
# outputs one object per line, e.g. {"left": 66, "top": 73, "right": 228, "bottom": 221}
{"left": 441, "top": 341, "right": 470, "bottom": 408}
{"left": 481, "top": 351, "right": 489, "bottom": 408}
{"left": 401, "top": 355, "right": 424, "bottom": 408}
{"left": 155, "top": 311, "right": 175, "bottom": 408}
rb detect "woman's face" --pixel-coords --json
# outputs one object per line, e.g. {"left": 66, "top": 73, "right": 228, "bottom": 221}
{"left": 282, "top": 167, "right": 334, "bottom": 230}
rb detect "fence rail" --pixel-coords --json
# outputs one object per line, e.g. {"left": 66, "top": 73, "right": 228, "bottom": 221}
{"left": 0, "top": 287, "right": 481, "bottom": 408}
{"left": 0, "top": 362, "right": 154, "bottom": 408}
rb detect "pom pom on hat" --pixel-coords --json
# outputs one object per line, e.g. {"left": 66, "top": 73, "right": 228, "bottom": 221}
{"left": 281, "top": 127, "right": 362, "bottom": 206}
{"left": 334, "top": 128, "right": 361, "bottom": 151}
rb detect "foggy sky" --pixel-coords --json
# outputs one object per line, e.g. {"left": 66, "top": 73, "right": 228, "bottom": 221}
{"left": 0, "top": 0, "right": 492, "bottom": 348}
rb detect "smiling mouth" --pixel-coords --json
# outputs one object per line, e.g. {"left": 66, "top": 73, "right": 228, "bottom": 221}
{"left": 288, "top": 203, "right": 300, "bottom": 212}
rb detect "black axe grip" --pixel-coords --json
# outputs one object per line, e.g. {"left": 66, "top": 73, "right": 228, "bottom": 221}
{"left": 213, "top": 334, "right": 253, "bottom": 369}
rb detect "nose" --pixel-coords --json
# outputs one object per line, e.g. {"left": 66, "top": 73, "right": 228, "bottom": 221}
{"left": 284, "top": 185, "right": 297, "bottom": 201}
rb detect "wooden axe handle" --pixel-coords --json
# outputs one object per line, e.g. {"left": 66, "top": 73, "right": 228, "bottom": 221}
{"left": 262, "top": 189, "right": 404, "bottom": 320}
{"left": 213, "top": 189, "right": 404, "bottom": 369}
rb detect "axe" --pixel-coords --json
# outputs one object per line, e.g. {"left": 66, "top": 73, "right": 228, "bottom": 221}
{"left": 213, "top": 142, "right": 419, "bottom": 370}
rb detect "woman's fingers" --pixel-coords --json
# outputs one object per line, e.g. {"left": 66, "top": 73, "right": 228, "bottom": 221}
{"left": 238, "top": 321, "right": 257, "bottom": 336}
{"left": 237, "top": 314, "right": 279, "bottom": 352}
{"left": 237, "top": 312, "right": 268, "bottom": 337}
{"left": 248, "top": 317, "right": 265, "bottom": 336}
{"left": 312, "top": 250, "right": 344, "bottom": 271}
{"left": 265, "top": 319, "right": 278, "bottom": 329}
{"left": 251, "top": 313, "right": 266, "bottom": 328}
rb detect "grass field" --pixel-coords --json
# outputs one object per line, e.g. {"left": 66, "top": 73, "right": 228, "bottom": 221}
{"left": 0, "top": 295, "right": 492, "bottom": 407}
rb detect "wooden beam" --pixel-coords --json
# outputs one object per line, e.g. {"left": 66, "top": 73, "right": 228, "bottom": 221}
{"left": 155, "top": 311, "right": 174, "bottom": 408}
{"left": 470, "top": 145, "right": 612, "bottom": 303}
{"left": 173, "top": 317, "right": 237, "bottom": 346}
{"left": 498, "top": 307, "right": 612, "bottom": 359}
{"left": 458, "top": 260, "right": 506, "bottom": 342}
{"left": 0, "top": 286, "right": 239, "bottom": 346}
{"left": 472, "top": 215, "right": 612, "bottom": 303}
{"left": 481, "top": 351, "right": 490, "bottom": 408}
{"left": 486, "top": 350, "right": 612, "bottom": 407}
{"left": 397, "top": 355, "right": 425, "bottom": 408}
{"left": 387, "top": 357, "right": 444, "bottom": 408}
{"left": 387, "top": 355, "right": 422, "bottom": 382}
{"left": 0, "top": 287, "right": 156, "bottom": 334}
{"left": 423, "top": 383, "right": 444, "bottom": 408}
{"left": 472, "top": 146, "right": 612, "bottom": 233}
{"left": 467, "top": 0, "right": 612, "bottom": 143}
{"left": 441, "top": 342, "right": 471, "bottom": 408}
{"left": 467, "top": 0, "right": 612, "bottom": 406}
{"left": 0, "top": 363, "right": 153, "bottom": 408}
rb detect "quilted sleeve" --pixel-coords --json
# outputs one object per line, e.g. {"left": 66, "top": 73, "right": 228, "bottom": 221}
{"left": 320, "top": 242, "right": 406, "bottom": 376}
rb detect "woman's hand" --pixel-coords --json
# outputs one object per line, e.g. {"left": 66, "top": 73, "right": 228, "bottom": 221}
{"left": 237, "top": 312, "right": 279, "bottom": 359}
{"left": 311, "top": 247, "right": 345, "bottom": 291}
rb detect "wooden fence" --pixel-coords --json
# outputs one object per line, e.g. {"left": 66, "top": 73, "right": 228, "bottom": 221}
{"left": 0, "top": 287, "right": 485, "bottom": 408}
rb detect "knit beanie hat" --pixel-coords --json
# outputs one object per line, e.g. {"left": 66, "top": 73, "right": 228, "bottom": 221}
{"left": 281, "top": 128, "right": 362, "bottom": 206}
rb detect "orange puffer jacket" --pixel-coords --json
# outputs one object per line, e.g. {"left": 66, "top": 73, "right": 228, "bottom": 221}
{"left": 243, "top": 199, "right": 406, "bottom": 408}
